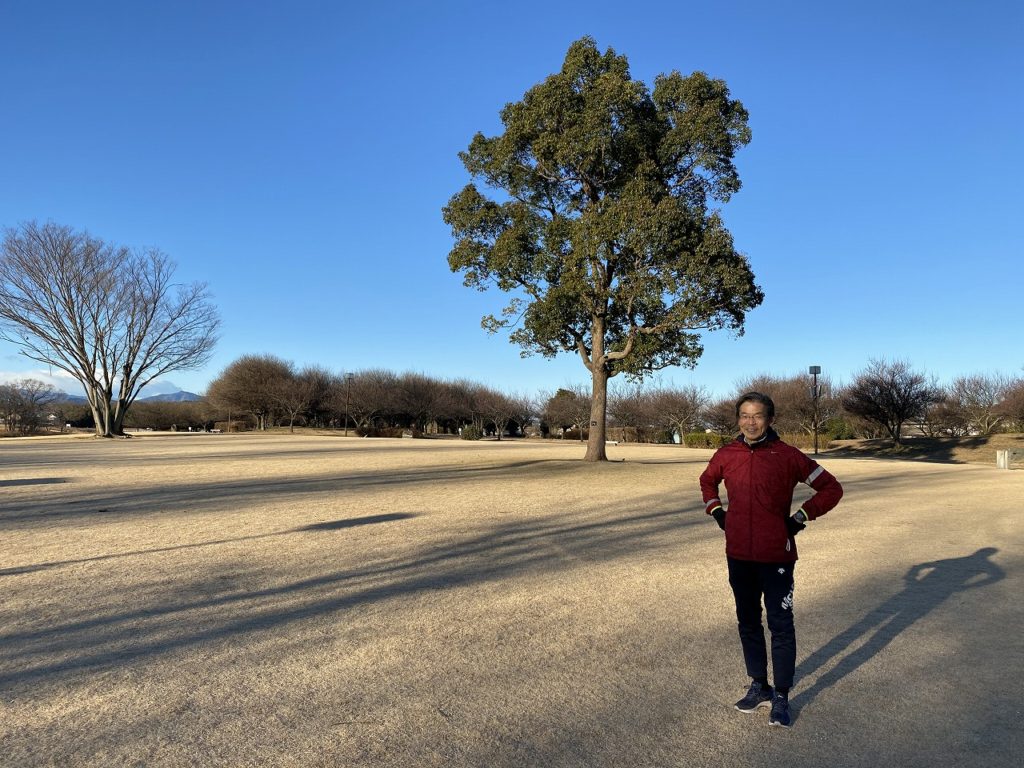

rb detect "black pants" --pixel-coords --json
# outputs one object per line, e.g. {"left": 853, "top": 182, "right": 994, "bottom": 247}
{"left": 727, "top": 557, "right": 796, "bottom": 690}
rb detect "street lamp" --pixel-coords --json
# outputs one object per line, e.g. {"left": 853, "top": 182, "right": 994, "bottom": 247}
{"left": 809, "top": 366, "right": 821, "bottom": 455}
{"left": 344, "top": 373, "right": 354, "bottom": 436}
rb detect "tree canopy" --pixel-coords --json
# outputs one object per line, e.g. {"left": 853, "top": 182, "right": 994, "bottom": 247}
{"left": 444, "top": 37, "right": 762, "bottom": 460}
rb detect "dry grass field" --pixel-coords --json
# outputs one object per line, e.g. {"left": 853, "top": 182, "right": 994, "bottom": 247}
{"left": 1, "top": 433, "right": 1021, "bottom": 767}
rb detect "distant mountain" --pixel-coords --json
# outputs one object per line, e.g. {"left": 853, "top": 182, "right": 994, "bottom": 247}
{"left": 55, "top": 392, "right": 88, "bottom": 404}
{"left": 139, "top": 391, "right": 202, "bottom": 403}
{"left": 53, "top": 390, "right": 202, "bottom": 404}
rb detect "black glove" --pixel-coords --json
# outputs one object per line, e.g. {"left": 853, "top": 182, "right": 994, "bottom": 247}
{"left": 711, "top": 507, "right": 727, "bottom": 531}
{"left": 785, "top": 515, "right": 806, "bottom": 537}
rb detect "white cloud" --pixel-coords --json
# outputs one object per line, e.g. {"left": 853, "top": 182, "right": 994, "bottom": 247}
{"left": 0, "top": 368, "right": 84, "bottom": 396}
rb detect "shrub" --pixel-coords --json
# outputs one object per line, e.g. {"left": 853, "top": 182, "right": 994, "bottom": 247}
{"left": 460, "top": 424, "right": 483, "bottom": 440}
{"left": 683, "top": 432, "right": 729, "bottom": 448}
{"left": 822, "top": 417, "right": 856, "bottom": 440}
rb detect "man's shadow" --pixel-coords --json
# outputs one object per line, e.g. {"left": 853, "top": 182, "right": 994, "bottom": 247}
{"left": 792, "top": 547, "right": 1004, "bottom": 716}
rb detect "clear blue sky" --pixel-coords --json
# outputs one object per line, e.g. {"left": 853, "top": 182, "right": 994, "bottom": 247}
{"left": 1, "top": 0, "right": 1020, "bottom": 400}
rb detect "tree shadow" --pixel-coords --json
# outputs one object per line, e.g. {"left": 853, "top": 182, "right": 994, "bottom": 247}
{"left": 0, "top": 504, "right": 705, "bottom": 688}
{"left": 0, "top": 459, "right": 574, "bottom": 524}
{"left": 0, "top": 513, "right": 418, "bottom": 575}
{"left": 0, "top": 477, "right": 69, "bottom": 487}
{"left": 792, "top": 547, "right": 1004, "bottom": 717}
{"left": 295, "top": 513, "right": 415, "bottom": 531}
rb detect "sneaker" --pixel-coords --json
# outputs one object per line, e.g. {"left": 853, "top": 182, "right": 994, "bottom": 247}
{"left": 735, "top": 680, "right": 774, "bottom": 712}
{"left": 768, "top": 692, "right": 792, "bottom": 728}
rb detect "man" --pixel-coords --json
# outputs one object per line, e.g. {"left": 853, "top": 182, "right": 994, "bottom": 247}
{"left": 700, "top": 392, "right": 843, "bottom": 728}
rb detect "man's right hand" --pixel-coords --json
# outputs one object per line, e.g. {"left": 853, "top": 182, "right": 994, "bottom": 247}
{"left": 711, "top": 507, "right": 727, "bottom": 531}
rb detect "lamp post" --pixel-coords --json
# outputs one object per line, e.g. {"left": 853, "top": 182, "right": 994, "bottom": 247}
{"left": 809, "top": 365, "right": 821, "bottom": 455}
{"left": 344, "top": 373, "right": 354, "bottom": 436}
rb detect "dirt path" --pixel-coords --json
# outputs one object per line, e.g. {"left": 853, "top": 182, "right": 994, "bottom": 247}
{"left": 2, "top": 434, "right": 1021, "bottom": 767}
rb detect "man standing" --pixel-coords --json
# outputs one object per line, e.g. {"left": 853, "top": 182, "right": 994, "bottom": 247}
{"left": 700, "top": 392, "right": 843, "bottom": 728}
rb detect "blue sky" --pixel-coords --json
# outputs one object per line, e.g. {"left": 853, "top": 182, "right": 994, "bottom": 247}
{"left": 1, "top": 0, "right": 1020, "bottom": 400}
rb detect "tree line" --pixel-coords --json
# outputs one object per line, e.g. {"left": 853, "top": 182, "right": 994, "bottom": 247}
{"left": 4, "top": 357, "right": 1022, "bottom": 445}
{"left": 201, "top": 355, "right": 1024, "bottom": 446}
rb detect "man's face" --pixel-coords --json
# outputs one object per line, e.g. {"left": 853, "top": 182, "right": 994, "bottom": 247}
{"left": 737, "top": 401, "right": 772, "bottom": 441}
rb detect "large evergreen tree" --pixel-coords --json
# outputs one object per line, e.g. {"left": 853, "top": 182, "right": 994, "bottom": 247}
{"left": 444, "top": 37, "right": 762, "bottom": 460}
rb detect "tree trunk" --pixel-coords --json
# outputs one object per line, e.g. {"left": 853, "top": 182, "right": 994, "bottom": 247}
{"left": 111, "top": 398, "right": 130, "bottom": 436}
{"left": 584, "top": 366, "right": 609, "bottom": 462}
{"left": 88, "top": 390, "right": 117, "bottom": 437}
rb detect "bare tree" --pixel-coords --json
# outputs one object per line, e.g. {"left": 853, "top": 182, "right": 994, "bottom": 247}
{"left": 842, "top": 359, "right": 942, "bottom": 446}
{"left": 298, "top": 366, "right": 337, "bottom": 429}
{"left": 916, "top": 392, "right": 967, "bottom": 438}
{"left": 703, "top": 396, "right": 738, "bottom": 437}
{"left": 607, "top": 384, "right": 642, "bottom": 443}
{"left": 650, "top": 384, "right": 709, "bottom": 444}
{"left": 0, "top": 382, "right": 20, "bottom": 433}
{"left": 736, "top": 372, "right": 840, "bottom": 435}
{"left": 396, "top": 372, "right": 446, "bottom": 433}
{"left": 944, "top": 373, "right": 1012, "bottom": 435}
{"left": 0, "top": 378, "right": 61, "bottom": 434}
{"left": 274, "top": 367, "right": 316, "bottom": 433}
{"left": 478, "top": 387, "right": 532, "bottom": 440}
{"left": 445, "top": 378, "right": 487, "bottom": 433}
{"left": 997, "top": 377, "right": 1024, "bottom": 432}
{"left": 206, "top": 354, "right": 292, "bottom": 430}
{"left": 0, "top": 221, "right": 219, "bottom": 436}
{"left": 542, "top": 385, "right": 591, "bottom": 440}
{"left": 341, "top": 369, "right": 398, "bottom": 430}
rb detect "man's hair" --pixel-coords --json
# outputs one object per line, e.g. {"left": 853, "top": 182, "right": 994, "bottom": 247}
{"left": 735, "top": 391, "right": 775, "bottom": 420}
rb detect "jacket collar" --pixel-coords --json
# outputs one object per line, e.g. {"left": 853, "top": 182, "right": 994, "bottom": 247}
{"left": 736, "top": 426, "right": 780, "bottom": 448}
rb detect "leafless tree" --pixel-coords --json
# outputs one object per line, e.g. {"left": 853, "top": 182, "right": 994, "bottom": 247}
{"left": 341, "top": 369, "right": 398, "bottom": 430}
{"left": 396, "top": 372, "right": 446, "bottom": 432}
{"left": 297, "top": 366, "right": 337, "bottom": 429}
{"left": 943, "top": 373, "right": 1013, "bottom": 435}
{"left": 704, "top": 396, "right": 738, "bottom": 437}
{"left": 735, "top": 372, "right": 840, "bottom": 435}
{"left": 997, "top": 377, "right": 1024, "bottom": 432}
{"left": 206, "top": 354, "right": 292, "bottom": 430}
{"left": 916, "top": 393, "right": 968, "bottom": 438}
{"left": 0, "top": 221, "right": 219, "bottom": 436}
{"left": 0, "top": 378, "right": 61, "bottom": 434}
{"left": 607, "top": 383, "right": 656, "bottom": 443}
{"left": 444, "top": 378, "right": 487, "bottom": 433}
{"left": 274, "top": 367, "right": 316, "bottom": 433}
{"left": 542, "top": 385, "right": 591, "bottom": 440}
{"left": 842, "top": 359, "right": 942, "bottom": 446}
{"left": 478, "top": 387, "right": 532, "bottom": 439}
{"left": 645, "top": 384, "right": 709, "bottom": 444}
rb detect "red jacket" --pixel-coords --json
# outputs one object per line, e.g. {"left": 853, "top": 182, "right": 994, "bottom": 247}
{"left": 700, "top": 429, "right": 843, "bottom": 562}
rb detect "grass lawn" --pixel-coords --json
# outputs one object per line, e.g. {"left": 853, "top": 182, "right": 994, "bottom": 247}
{"left": 2, "top": 434, "right": 1021, "bottom": 767}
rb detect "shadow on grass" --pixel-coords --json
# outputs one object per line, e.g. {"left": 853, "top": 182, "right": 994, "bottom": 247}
{"left": 792, "top": 547, "right": 1004, "bottom": 718}
{"left": 0, "top": 513, "right": 418, "bottom": 576}
{"left": 0, "top": 477, "right": 69, "bottom": 487}
{"left": 0, "top": 460, "right": 569, "bottom": 524}
{"left": 296, "top": 513, "right": 415, "bottom": 531}
{"left": 827, "top": 434, "right": 1024, "bottom": 464}
{"left": 0, "top": 501, "right": 704, "bottom": 689}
